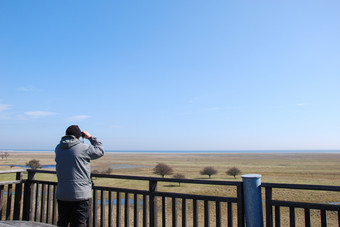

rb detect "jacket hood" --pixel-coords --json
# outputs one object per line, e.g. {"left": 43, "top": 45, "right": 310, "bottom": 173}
{"left": 59, "top": 135, "right": 81, "bottom": 149}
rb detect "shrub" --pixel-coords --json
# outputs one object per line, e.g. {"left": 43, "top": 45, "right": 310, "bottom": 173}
{"left": 26, "top": 159, "right": 42, "bottom": 170}
{"left": 200, "top": 167, "right": 218, "bottom": 179}
{"left": 153, "top": 163, "right": 173, "bottom": 178}
{"left": 226, "top": 167, "right": 241, "bottom": 179}
{"left": 173, "top": 173, "right": 185, "bottom": 186}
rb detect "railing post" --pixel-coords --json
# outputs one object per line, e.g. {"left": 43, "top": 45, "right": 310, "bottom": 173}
{"left": 13, "top": 171, "right": 23, "bottom": 220}
{"left": 237, "top": 184, "right": 245, "bottom": 227}
{"left": 23, "top": 170, "right": 36, "bottom": 221}
{"left": 242, "top": 174, "right": 264, "bottom": 227}
{"left": 149, "top": 180, "right": 158, "bottom": 227}
{"left": 265, "top": 187, "right": 273, "bottom": 227}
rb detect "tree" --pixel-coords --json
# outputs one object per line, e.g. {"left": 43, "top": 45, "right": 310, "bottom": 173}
{"left": 4, "top": 152, "right": 9, "bottom": 160}
{"left": 226, "top": 167, "right": 241, "bottom": 179}
{"left": 173, "top": 173, "right": 185, "bottom": 186}
{"left": 26, "top": 159, "right": 42, "bottom": 170}
{"left": 153, "top": 163, "right": 173, "bottom": 178}
{"left": 200, "top": 167, "right": 218, "bottom": 179}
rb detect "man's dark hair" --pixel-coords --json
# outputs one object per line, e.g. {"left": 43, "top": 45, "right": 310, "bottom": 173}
{"left": 66, "top": 125, "right": 82, "bottom": 138}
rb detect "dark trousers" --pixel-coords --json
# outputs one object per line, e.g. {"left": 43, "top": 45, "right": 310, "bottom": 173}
{"left": 57, "top": 199, "right": 90, "bottom": 227}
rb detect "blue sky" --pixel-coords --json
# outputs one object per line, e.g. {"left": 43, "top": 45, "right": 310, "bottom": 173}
{"left": 0, "top": 1, "right": 340, "bottom": 151}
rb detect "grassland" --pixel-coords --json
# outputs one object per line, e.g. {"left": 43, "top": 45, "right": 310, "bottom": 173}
{"left": 1, "top": 152, "right": 339, "bottom": 198}
{"left": 0, "top": 151, "right": 339, "bottom": 226}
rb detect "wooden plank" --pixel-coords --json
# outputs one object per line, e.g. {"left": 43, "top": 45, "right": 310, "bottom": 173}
{"left": 304, "top": 208, "right": 310, "bottom": 227}
{"left": 271, "top": 200, "right": 340, "bottom": 211}
{"left": 124, "top": 193, "right": 130, "bottom": 227}
{"left": 52, "top": 185, "right": 57, "bottom": 225}
{"left": 0, "top": 180, "right": 22, "bottom": 186}
{"left": 265, "top": 187, "right": 273, "bottom": 227}
{"left": 289, "top": 207, "right": 295, "bottom": 227}
{"left": 134, "top": 194, "right": 139, "bottom": 227}
{"left": 182, "top": 199, "right": 187, "bottom": 227}
{"left": 116, "top": 192, "right": 121, "bottom": 227}
{"left": 237, "top": 184, "right": 244, "bottom": 227}
{"left": 40, "top": 184, "right": 46, "bottom": 223}
{"left": 6, "top": 184, "right": 13, "bottom": 220}
{"left": 100, "top": 190, "right": 105, "bottom": 227}
{"left": 34, "top": 184, "right": 40, "bottom": 222}
{"left": 262, "top": 183, "right": 340, "bottom": 192}
{"left": 162, "top": 196, "right": 167, "bottom": 227}
{"left": 149, "top": 180, "right": 157, "bottom": 227}
{"left": 193, "top": 199, "right": 198, "bottom": 227}
{"left": 215, "top": 201, "right": 221, "bottom": 227}
{"left": 0, "top": 169, "right": 26, "bottom": 174}
{"left": 204, "top": 200, "right": 209, "bottom": 227}
{"left": 0, "top": 185, "right": 4, "bottom": 220}
{"left": 321, "top": 209, "right": 327, "bottom": 227}
{"left": 28, "top": 172, "right": 36, "bottom": 221}
{"left": 13, "top": 181, "right": 23, "bottom": 220}
{"left": 275, "top": 205, "right": 281, "bottom": 227}
{"left": 108, "top": 191, "right": 113, "bottom": 227}
{"left": 227, "top": 202, "right": 233, "bottom": 227}
{"left": 45, "top": 185, "right": 51, "bottom": 224}
{"left": 172, "top": 197, "right": 177, "bottom": 227}
{"left": 142, "top": 195, "right": 148, "bottom": 227}
{"left": 93, "top": 189, "right": 98, "bottom": 227}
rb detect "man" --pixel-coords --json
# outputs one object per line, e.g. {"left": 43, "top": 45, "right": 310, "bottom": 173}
{"left": 55, "top": 125, "right": 104, "bottom": 227}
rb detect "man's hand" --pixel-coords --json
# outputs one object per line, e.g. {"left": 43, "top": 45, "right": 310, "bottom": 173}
{"left": 82, "top": 131, "right": 92, "bottom": 139}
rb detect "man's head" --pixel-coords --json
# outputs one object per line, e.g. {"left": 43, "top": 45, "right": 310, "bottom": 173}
{"left": 66, "top": 125, "right": 82, "bottom": 139}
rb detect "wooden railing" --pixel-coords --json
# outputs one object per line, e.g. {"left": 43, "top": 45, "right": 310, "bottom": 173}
{"left": 263, "top": 183, "right": 340, "bottom": 227}
{"left": 0, "top": 169, "right": 339, "bottom": 226}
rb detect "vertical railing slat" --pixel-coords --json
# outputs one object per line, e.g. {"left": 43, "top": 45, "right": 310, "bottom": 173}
{"left": 34, "top": 184, "right": 40, "bottom": 222}
{"left": 193, "top": 199, "right": 198, "bottom": 227}
{"left": 13, "top": 171, "right": 23, "bottom": 220}
{"left": 265, "top": 187, "right": 273, "bottom": 227}
{"left": 100, "top": 190, "right": 105, "bottom": 227}
{"left": 142, "top": 195, "right": 148, "bottom": 227}
{"left": 40, "top": 184, "right": 46, "bottom": 223}
{"left": 124, "top": 193, "right": 130, "bottom": 227}
{"left": 227, "top": 202, "right": 233, "bottom": 227}
{"left": 321, "top": 209, "right": 327, "bottom": 227}
{"left": 289, "top": 207, "right": 295, "bottom": 227}
{"left": 182, "top": 198, "right": 187, "bottom": 227}
{"left": 46, "top": 185, "right": 51, "bottom": 224}
{"left": 216, "top": 201, "right": 221, "bottom": 227}
{"left": 0, "top": 185, "right": 4, "bottom": 220}
{"left": 116, "top": 192, "right": 121, "bottom": 227}
{"left": 149, "top": 180, "right": 158, "bottom": 227}
{"left": 304, "top": 208, "right": 310, "bottom": 227}
{"left": 6, "top": 184, "right": 13, "bottom": 220}
{"left": 134, "top": 193, "right": 139, "bottom": 227}
{"left": 275, "top": 205, "right": 281, "bottom": 227}
{"left": 52, "top": 185, "right": 57, "bottom": 225}
{"left": 204, "top": 200, "right": 209, "bottom": 227}
{"left": 172, "top": 197, "right": 177, "bottom": 227}
{"left": 237, "top": 184, "right": 244, "bottom": 227}
{"left": 108, "top": 191, "right": 113, "bottom": 227}
{"left": 162, "top": 196, "right": 167, "bottom": 227}
{"left": 93, "top": 189, "right": 98, "bottom": 227}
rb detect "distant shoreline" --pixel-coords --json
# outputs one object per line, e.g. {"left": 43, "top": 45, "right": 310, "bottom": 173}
{"left": 1, "top": 149, "right": 340, "bottom": 154}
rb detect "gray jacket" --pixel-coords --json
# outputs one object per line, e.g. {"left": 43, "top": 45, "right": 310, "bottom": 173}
{"left": 55, "top": 135, "right": 104, "bottom": 201}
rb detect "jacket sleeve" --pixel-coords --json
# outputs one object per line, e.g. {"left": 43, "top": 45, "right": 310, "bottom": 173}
{"left": 86, "top": 137, "right": 105, "bottom": 160}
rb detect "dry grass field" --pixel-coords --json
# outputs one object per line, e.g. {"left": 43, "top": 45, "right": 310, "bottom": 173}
{"left": 1, "top": 152, "right": 339, "bottom": 198}
{"left": 0, "top": 151, "right": 339, "bottom": 226}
